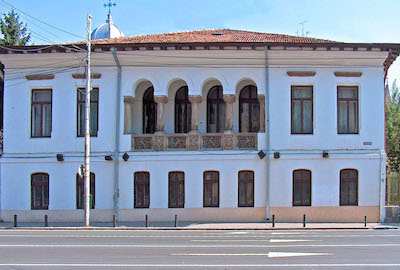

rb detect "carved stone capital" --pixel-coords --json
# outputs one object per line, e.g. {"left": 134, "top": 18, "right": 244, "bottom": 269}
{"left": 124, "top": 96, "right": 135, "bottom": 104}
{"left": 257, "top": 94, "right": 265, "bottom": 103}
{"left": 223, "top": 94, "right": 236, "bottom": 104}
{"left": 154, "top": 95, "right": 168, "bottom": 104}
{"left": 188, "top": 95, "right": 202, "bottom": 104}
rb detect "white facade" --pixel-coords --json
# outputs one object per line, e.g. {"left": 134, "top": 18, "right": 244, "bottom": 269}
{"left": 0, "top": 41, "right": 392, "bottom": 222}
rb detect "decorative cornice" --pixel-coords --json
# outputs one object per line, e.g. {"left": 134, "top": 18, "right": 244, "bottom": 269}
{"left": 334, "top": 72, "right": 362, "bottom": 77}
{"left": 287, "top": 71, "right": 316, "bottom": 77}
{"left": 72, "top": 73, "right": 102, "bottom": 79}
{"left": 25, "top": 74, "right": 54, "bottom": 80}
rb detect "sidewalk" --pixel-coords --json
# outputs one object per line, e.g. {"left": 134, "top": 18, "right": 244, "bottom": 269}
{"left": 0, "top": 221, "right": 399, "bottom": 230}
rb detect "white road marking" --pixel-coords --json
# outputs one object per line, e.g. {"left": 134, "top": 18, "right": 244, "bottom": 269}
{"left": 0, "top": 243, "right": 399, "bottom": 248}
{"left": 268, "top": 252, "right": 331, "bottom": 258}
{"left": 228, "top": 232, "right": 249, "bottom": 234}
{"left": 191, "top": 239, "right": 321, "bottom": 242}
{"left": 172, "top": 252, "right": 331, "bottom": 257}
{"left": 0, "top": 263, "right": 399, "bottom": 267}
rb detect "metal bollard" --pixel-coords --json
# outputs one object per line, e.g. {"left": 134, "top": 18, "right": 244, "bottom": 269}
{"left": 364, "top": 216, "right": 367, "bottom": 227}
{"left": 13, "top": 215, "right": 17, "bottom": 228}
{"left": 113, "top": 214, "right": 117, "bottom": 227}
{"left": 303, "top": 214, "right": 306, "bottom": 228}
{"left": 145, "top": 215, "right": 149, "bottom": 228}
{"left": 272, "top": 215, "right": 275, "bottom": 228}
{"left": 44, "top": 215, "right": 48, "bottom": 227}
{"left": 175, "top": 214, "right": 178, "bottom": 227}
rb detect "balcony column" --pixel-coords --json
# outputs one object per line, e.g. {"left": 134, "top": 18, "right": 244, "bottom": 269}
{"left": 223, "top": 94, "right": 236, "bottom": 150}
{"left": 188, "top": 95, "right": 202, "bottom": 150}
{"left": 154, "top": 95, "right": 168, "bottom": 151}
{"left": 258, "top": 94, "right": 265, "bottom": 132}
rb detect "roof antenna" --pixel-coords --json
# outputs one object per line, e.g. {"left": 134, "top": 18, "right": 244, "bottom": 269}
{"left": 298, "top": 21, "right": 308, "bottom": 37}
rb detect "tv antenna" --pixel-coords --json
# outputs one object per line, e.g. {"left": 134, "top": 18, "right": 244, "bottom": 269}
{"left": 299, "top": 21, "right": 309, "bottom": 37}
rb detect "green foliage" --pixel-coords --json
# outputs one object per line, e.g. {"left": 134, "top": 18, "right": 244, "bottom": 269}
{"left": 386, "top": 79, "right": 400, "bottom": 172}
{"left": 0, "top": 9, "right": 30, "bottom": 46}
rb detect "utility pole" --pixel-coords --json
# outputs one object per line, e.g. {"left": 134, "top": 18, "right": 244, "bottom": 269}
{"left": 299, "top": 21, "right": 308, "bottom": 37}
{"left": 84, "top": 14, "right": 92, "bottom": 227}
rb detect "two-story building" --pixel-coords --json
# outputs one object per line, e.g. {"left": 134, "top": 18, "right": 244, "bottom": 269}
{"left": 0, "top": 28, "right": 398, "bottom": 223}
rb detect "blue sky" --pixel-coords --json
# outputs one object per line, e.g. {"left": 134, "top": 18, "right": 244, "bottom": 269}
{"left": 1, "top": 0, "right": 399, "bottom": 85}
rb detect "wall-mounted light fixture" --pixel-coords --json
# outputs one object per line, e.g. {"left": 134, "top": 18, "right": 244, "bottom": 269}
{"left": 122, "top": 152, "right": 129, "bottom": 161}
{"left": 274, "top": 152, "right": 280, "bottom": 159}
{"left": 258, "top": 150, "right": 266, "bottom": 159}
{"left": 322, "top": 150, "right": 329, "bottom": 158}
{"left": 105, "top": 155, "right": 113, "bottom": 161}
{"left": 56, "top": 154, "right": 64, "bottom": 162}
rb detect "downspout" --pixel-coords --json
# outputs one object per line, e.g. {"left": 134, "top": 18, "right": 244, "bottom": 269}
{"left": 380, "top": 50, "right": 392, "bottom": 222}
{"left": 111, "top": 47, "right": 121, "bottom": 221}
{"left": 265, "top": 46, "right": 271, "bottom": 220}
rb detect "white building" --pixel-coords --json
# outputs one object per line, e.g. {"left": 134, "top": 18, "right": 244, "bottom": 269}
{"left": 0, "top": 27, "right": 398, "bottom": 223}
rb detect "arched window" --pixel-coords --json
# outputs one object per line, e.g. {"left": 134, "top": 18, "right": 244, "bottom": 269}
{"left": 340, "top": 169, "right": 358, "bottom": 206}
{"left": 76, "top": 173, "right": 95, "bottom": 209}
{"left": 293, "top": 169, "right": 311, "bottom": 206}
{"left": 31, "top": 173, "right": 49, "bottom": 210}
{"left": 143, "top": 87, "right": 156, "bottom": 134}
{"left": 169, "top": 171, "right": 185, "bottom": 208}
{"left": 175, "top": 87, "right": 191, "bottom": 133}
{"left": 134, "top": 172, "right": 150, "bottom": 208}
{"left": 203, "top": 171, "right": 219, "bottom": 207}
{"left": 239, "top": 85, "right": 260, "bottom": 132}
{"left": 207, "top": 86, "right": 225, "bottom": 133}
{"left": 238, "top": 171, "right": 254, "bottom": 207}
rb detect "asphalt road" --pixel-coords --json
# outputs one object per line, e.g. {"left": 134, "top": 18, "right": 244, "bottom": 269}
{"left": 0, "top": 229, "right": 399, "bottom": 269}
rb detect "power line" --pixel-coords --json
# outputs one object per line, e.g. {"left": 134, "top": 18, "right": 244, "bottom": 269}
{"left": 0, "top": 0, "right": 85, "bottom": 40}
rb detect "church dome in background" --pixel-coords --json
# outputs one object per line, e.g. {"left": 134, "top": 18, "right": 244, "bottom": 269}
{"left": 91, "top": 13, "right": 124, "bottom": 40}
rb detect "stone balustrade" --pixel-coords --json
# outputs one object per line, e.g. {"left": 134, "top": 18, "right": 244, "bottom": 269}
{"left": 131, "top": 132, "right": 258, "bottom": 152}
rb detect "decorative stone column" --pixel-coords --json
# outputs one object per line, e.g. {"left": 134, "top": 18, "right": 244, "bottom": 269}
{"left": 223, "top": 94, "right": 236, "bottom": 150}
{"left": 258, "top": 94, "right": 265, "bottom": 132}
{"left": 188, "top": 95, "right": 202, "bottom": 151}
{"left": 153, "top": 95, "right": 168, "bottom": 151}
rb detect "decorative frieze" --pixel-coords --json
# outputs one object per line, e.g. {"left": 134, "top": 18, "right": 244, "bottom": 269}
{"left": 131, "top": 132, "right": 257, "bottom": 152}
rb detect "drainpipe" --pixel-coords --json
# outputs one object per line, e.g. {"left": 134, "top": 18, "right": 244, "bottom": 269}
{"left": 265, "top": 46, "right": 271, "bottom": 220}
{"left": 111, "top": 47, "right": 121, "bottom": 221}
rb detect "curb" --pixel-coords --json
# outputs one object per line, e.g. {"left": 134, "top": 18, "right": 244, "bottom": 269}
{"left": 0, "top": 226, "right": 398, "bottom": 231}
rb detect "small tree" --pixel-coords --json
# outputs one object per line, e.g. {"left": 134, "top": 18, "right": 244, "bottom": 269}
{"left": 386, "top": 79, "right": 400, "bottom": 172}
{"left": 0, "top": 9, "right": 30, "bottom": 46}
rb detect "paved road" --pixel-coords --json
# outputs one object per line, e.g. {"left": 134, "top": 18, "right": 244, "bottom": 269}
{"left": 0, "top": 229, "right": 399, "bottom": 269}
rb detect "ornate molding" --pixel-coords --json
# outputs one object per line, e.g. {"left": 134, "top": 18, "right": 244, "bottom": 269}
{"left": 223, "top": 94, "right": 236, "bottom": 104}
{"left": 26, "top": 74, "right": 54, "bottom": 80}
{"left": 188, "top": 95, "right": 202, "bottom": 104}
{"left": 124, "top": 96, "right": 135, "bottom": 104}
{"left": 287, "top": 71, "right": 316, "bottom": 77}
{"left": 72, "top": 73, "right": 102, "bottom": 79}
{"left": 257, "top": 94, "right": 265, "bottom": 102}
{"left": 154, "top": 95, "right": 168, "bottom": 104}
{"left": 334, "top": 72, "right": 362, "bottom": 77}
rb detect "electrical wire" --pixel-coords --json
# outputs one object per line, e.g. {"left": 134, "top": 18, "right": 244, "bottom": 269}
{"left": 0, "top": 0, "right": 85, "bottom": 40}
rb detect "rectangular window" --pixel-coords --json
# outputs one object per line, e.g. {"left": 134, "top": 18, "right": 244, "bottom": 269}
{"left": 340, "top": 169, "right": 358, "bottom": 206}
{"left": 77, "top": 87, "right": 99, "bottom": 137}
{"left": 134, "top": 172, "right": 150, "bottom": 208}
{"left": 293, "top": 170, "right": 311, "bottom": 206}
{"left": 203, "top": 171, "right": 219, "bottom": 207}
{"left": 238, "top": 171, "right": 254, "bottom": 207}
{"left": 31, "top": 89, "right": 52, "bottom": 137}
{"left": 291, "top": 86, "right": 313, "bottom": 134}
{"left": 76, "top": 173, "right": 95, "bottom": 209}
{"left": 338, "top": 86, "right": 358, "bottom": 134}
{"left": 169, "top": 172, "right": 185, "bottom": 208}
{"left": 124, "top": 97, "right": 135, "bottom": 134}
{"left": 31, "top": 173, "right": 49, "bottom": 210}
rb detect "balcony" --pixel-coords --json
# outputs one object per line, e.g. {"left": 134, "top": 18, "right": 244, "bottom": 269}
{"left": 132, "top": 132, "right": 258, "bottom": 151}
